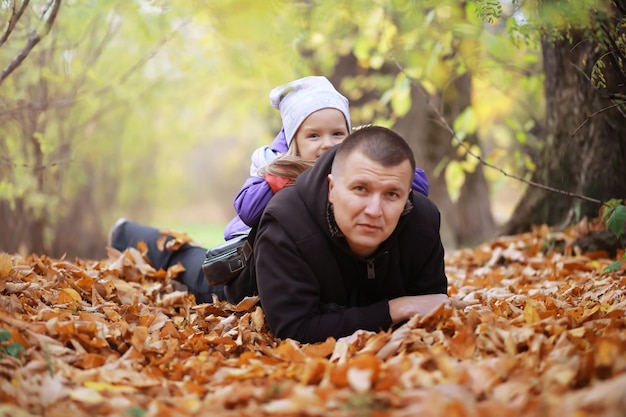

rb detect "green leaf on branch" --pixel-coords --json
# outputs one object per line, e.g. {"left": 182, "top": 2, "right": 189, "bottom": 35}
{"left": 391, "top": 74, "right": 412, "bottom": 117}
{"left": 601, "top": 199, "right": 623, "bottom": 220}
{"left": 453, "top": 107, "right": 477, "bottom": 142}
{"left": 445, "top": 160, "right": 466, "bottom": 203}
{"left": 607, "top": 204, "right": 626, "bottom": 238}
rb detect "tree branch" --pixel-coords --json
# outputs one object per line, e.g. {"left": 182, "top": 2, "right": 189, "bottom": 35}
{"left": 0, "top": 155, "right": 72, "bottom": 170}
{"left": 391, "top": 59, "right": 606, "bottom": 208}
{"left": 0, "top": 0, "right": 61, "bottom": 87}
{"left": 570, "top": 101, "right": 626, "bottom": 137}
{"left": 0, "top": 0, "right": 31, "bottom": 48}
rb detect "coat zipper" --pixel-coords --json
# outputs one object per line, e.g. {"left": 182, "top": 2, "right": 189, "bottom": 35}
{"left": 366, "top": 258, "right": 375, "bottom": 279}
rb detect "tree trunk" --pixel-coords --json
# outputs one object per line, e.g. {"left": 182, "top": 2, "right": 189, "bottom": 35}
{"left": 503, "top": 9, "right": 626, "bottom": 235}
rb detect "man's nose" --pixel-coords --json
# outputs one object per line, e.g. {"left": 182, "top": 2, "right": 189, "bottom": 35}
{"left": 364, "top": 194, "right": 383, "bottom": 217}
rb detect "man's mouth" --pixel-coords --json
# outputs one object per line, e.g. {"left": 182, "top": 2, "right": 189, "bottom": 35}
{"left": 358, "top": 223, "right": 381, "bottom": 232}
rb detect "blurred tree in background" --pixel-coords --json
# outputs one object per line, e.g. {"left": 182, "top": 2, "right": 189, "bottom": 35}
{"left": 1, "top": 0, "right": 624, "bottom": 259}
{"left": 502, "top": 0, "right": 626, "bottom": 234}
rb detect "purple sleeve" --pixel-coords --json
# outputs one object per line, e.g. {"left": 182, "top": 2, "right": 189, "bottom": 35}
{"left": 412, "top": 168, "right": 429, "bottom": 197}
{"left": 224, "top": 129, "right": 288, "bottom": 240}
{"left": 233, "top": 176, "right": 274, "bottom": 227}
{"left": 223, "top": 216, "right": 249, "bottom": 240}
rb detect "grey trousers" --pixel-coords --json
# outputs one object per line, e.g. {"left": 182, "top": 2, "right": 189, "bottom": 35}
{"left": 109, "top": 220, "right": 225, "bottom": 303}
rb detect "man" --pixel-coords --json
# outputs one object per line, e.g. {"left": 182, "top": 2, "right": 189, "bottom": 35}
{"left": 226, "top": 126, "right": 449, "bottom": 343}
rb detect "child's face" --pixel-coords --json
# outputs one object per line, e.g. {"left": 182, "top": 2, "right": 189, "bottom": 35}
{"left": 294, "top": 108, "right": 349, "bottom": 160}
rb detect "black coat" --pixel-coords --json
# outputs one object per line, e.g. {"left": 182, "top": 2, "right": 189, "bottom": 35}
{"left": 226, "top": 145, "right": 447, "bottom": 343}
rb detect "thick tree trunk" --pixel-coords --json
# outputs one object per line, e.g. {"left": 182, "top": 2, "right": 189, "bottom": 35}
{"left": 503, "top": 12, "right": 626, "bottom": 235}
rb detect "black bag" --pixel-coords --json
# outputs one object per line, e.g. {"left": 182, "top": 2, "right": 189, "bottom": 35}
{"left": 202, "top": 233, "right": 253, "bottom": 287}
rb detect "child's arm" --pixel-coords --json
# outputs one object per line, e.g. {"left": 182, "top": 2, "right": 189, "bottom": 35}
{"left": 412, "top": 168, "right": 429, "bottom": 196}
{"left": 233, "top": 176, "right": 275, "bottom": 226}
{"left": 233, "top": 129, "right": 290, "bottom": 227}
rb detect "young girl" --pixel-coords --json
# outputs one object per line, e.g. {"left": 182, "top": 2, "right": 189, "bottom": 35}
{"left": 224, "top": 75, "right": 352, "bottom": 239}
{"left": 110, "top": 76, "right": 430, "bottom": 303}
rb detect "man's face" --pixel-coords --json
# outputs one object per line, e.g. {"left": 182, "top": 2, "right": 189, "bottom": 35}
{"left": 328, "top": 150, "right": 413, "bottom": 257}
{"left": 294, "top": 108, "right": 349, "bottom": 160}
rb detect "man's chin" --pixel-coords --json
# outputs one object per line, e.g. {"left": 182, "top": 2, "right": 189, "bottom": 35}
{"left": 346, "top": 235, "right": 384, "bottom": 256}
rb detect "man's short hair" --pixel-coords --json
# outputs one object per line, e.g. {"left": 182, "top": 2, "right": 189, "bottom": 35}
{"left": 332, "top": 126, "right": 416, "bottom": 174}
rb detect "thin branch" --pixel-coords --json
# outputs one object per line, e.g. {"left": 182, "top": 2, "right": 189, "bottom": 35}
{"left": 0, "top": 0, "right": 61, "bottom": 87}
{"left": 569, "top": 61, "right": 593, "bottom": 83}
{"left": 570, "top": 101, "right": 626, "bottom": 137}
{"left": 0, "top": 0, "right": 31, "bottom": 48}
{"left": 0, "top": 155, "right": 72, "bottom": 170}
{"left": 391, "top": 59, "right": 605, "bottom": 207}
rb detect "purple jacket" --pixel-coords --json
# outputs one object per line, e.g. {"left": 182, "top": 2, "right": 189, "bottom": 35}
{"left": 224, "top": 129, "right": 430, "bottom": 239}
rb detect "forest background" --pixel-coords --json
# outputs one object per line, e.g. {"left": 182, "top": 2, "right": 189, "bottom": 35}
{"left": 1, "top": 0, "right": 625, "bottom": 260}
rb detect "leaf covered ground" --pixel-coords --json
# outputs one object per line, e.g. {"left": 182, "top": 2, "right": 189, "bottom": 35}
{"left": 1, "top": 219, "right": 625, "bottom": 417}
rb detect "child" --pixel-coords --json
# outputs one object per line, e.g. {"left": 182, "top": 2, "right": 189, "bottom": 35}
{"left": 224, "top": 75, "right": 352, "bottom": 239}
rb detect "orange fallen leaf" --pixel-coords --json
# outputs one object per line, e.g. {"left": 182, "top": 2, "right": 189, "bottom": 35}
{"left": 57, "top": 288, "right": 82, "bottom": 304}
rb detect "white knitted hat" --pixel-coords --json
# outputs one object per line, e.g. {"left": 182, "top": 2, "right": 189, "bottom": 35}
{"left": 269, "top": 76, "right": 351, "bottom": 148}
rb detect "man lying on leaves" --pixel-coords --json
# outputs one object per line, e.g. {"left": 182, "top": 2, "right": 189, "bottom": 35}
{"left": 226, "top": 126, "right": 449, "bottom": 343}
{"left": 111, "top": 126, "right": 448, "bottom": 343}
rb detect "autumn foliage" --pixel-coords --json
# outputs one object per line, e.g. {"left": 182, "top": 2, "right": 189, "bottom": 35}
{"left": 1, "top": 219, "right": 625, "bottom": 416}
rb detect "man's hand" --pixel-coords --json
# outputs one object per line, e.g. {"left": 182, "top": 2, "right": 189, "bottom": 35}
{"left": 388, "top": 294, "right": 450, "bottom": 325}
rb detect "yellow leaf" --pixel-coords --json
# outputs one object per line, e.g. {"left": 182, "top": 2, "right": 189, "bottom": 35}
{"left": 445, "top": 160, "right": 465, "bottom": 203}
{"left": 0, "top": 253, "right": 12, "bottom": 278}
{"left": 69, "top": 387, "right": 104, "bottom": 404}
{"left": 524, "top": 299, "right": 542, "bottom": 324}
{"left": 58, "top": 287, "right": 82, "bottom": 304}
{"left": 568, "top": 327, "right": 586, "bottom": 338}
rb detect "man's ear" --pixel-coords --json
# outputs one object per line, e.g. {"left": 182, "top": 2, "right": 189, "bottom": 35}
{"left": 327, "top": 174, "right": 334, "bottom": 203}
